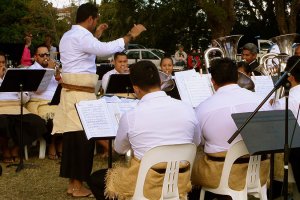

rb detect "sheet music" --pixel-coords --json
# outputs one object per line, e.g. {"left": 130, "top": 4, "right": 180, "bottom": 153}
{"left": 76, "top": 98, "right": 117, "bottom": 139}
{"left": 76, "top": 97, "right": 138, "bottom": 139}
{"left": 175, "top": 70, "right": 213, "bottom": 107}
{"left": 251, "top": 76, "right": 275, "bottom": 100}
{"left": 185, "top": 74, "right": 214, "bottom": 107}
{"left": 174, "top": 69, "right": 197, "bottom": 104}
{"left": 36, "top": 69, "right": 54, "bottom": 93}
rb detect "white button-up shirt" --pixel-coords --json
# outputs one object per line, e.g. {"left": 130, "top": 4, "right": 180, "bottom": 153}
{"left": 272, "top": 84, "right": 300, "bottom": 123}
{"left": 102, "top": 69, "right": 119, "bottom": 93}
{"left": 59, "top": 25, "right": 125, "bottom": 74}
{"left": 195, "top": 84, "right": 272, "bottom": 154}
{"left": 114, "top": 91, "right": 201, "bottom": 160}
{"left": 28, "top": 62, "right": 58, "bottom": 100}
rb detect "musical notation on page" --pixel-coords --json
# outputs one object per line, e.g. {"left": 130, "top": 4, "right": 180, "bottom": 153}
{"left": 251, "top": 76, "right": 275, "bottom": 100}
{"left": 76, "top": 97, "right": 138, "bottom": 140}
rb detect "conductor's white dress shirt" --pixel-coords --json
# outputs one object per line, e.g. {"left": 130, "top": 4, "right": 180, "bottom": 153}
{"left": 59, "top": 25, "right": 125, "bottom": 74}
{"left": 195, "top": 84, "right": 272, "bottom": 154}
{"left": 114, "top": 91, "right": 201, "bottom": 160}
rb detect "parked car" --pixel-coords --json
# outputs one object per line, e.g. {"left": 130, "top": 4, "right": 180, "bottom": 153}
{"left": 125, "top": 49, "right": 164, "bottom": 69}
{"left": 127, "top": 43, "right": 147, "bottom": 49}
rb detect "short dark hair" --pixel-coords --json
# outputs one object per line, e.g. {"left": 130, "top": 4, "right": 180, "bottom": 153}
{"left": 34, "top": 44, "right": 49, "bottom": 54}
{"left": 210, "top": 58, "right": 238, "bottom": 85}
{"left": 76, "top": 3, "right": 98, "bottom": 23}
{"left": 113, "top": 52, "right": 127, "bottom": 60}
{"left": 0, "top": 51, "right": 5, "bottom": 58}
{"left": 285, "top": 56, "right": 300, "bottom": 83}
{"left": 129, "top": 61, "right": 161, "bottom": 91}
{"left": 237, "top": 61, "right": 251, "bottom": 74}
{"left": 160, "top": 56, "right": 173, "bottom": 66}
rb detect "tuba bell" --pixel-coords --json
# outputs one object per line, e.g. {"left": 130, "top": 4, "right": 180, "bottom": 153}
{"left": 258, "top": 33, "right": 299, "bottom": 76}
{"left": 204, "top": 35, "right": 243, "bottom": 72}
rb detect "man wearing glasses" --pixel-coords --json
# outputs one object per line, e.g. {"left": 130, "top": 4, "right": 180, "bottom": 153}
{"left": 26, "top": 44, "right": 62, "bottom": 161}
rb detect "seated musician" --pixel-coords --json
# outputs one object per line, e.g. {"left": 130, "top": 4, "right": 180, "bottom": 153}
{"left": 242, "top": 43, "right": 260, "bottom": 75}
{"left": 101, "top": 52, "right": 129, "bottom": 93}
{"left": 0, "top": 52, "right": 47, "bottom": 163}
{"left": 88, "top": 60, "right": 201, "bottom": 200}
{"left": 270, "top": 55, "right": 300, "bottom": 198}
{"left": 191, "top": 58, "right": 271, "bottom": 196}
{"left": 26, "top": 44, "right": 62, "bottom": 160}
{"left": 160, "top": 56, "right": 174, "bottom": 76}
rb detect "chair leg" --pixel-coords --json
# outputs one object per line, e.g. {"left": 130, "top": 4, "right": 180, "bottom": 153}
{"left": 199, "top": 189, "right": 205, "bottom": 200}
{"left": 24, "top": 145, "right": 28, "bottom": 160}
{"left": 39, "top": 138, "right": 46, "bottom": 159}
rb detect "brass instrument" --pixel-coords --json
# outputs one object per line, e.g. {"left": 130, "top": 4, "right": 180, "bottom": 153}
{"left": 159, "top": 71, "right": 175, "bottom": 92}
{"left": 258, "top": 33, "right": 299, "bottom": 76}
{"left": 204, "top": 35, "right": 255, "bottom": 90}
{"left": 204, "top": 35, "right": 243, "bottom": 72}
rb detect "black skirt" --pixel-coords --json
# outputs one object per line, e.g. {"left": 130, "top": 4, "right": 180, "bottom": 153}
{"left": 0, "top": 114, "right": 47, "bottom": 146}
{"left": 60, "top": 131, "right": 95, "bottom": 181}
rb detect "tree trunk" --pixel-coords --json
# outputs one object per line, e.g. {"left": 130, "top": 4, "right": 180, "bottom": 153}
{"left": 198, "top": 0, "right": 236, "bottom": 39}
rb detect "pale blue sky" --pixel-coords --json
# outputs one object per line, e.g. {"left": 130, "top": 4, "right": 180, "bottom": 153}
{"left": 47, "top": 0, "right": 101, "bottom": 8}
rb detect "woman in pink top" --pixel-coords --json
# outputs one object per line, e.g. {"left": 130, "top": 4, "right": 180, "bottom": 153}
{"left": 20, "top": 32, "right": 33, "bottom": 67}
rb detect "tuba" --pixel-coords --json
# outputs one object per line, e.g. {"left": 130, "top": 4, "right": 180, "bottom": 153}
{"left": 204, "top": 35, "right": 243, "bottom": 72}
{"left": 204, "top": 35, "right": 254, "bottom": 91}
{"left": 258, "top": 33, "right": 299, "bottom": 76}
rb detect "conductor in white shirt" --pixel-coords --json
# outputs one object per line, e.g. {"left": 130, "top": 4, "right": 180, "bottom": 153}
{"left": 88, "top": 60, "right": 200, "bottom": 200}
{"left": 52, "top": 3, "right": 146, "bottom": 198}
{"left": 101, "top": 52, "right": 129, "bottom": 93}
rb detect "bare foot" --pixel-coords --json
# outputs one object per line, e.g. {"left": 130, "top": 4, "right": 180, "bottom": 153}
{"left": 72, "top": 186, "right": 92, "bottom": 197}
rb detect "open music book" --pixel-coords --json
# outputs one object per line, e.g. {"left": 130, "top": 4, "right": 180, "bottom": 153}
{"left": 75, "top": 97, "right": 138, "bottom": 139}
{"left": 251, "top": 75, "right": 275, "bottom": 100}
{"left": 174, "top": 69, "right": 214, "bottom": 107}
{"left": 175, "top": 71, "right": 276, "bottom": 107}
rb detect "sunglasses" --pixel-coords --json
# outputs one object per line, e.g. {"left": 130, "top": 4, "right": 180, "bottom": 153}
{"left": 37, "top": 53, "right": 50, "bottom": 57}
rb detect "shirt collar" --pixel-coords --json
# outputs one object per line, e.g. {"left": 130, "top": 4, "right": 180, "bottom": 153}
{"left": 72, "top": 25, "right": 91, "bottom": 34}
{"left": 139, "top": 91, "right": 167, "bottom": 103}
{"left": 216, "top": 84, "right": 240, "bottom": 93}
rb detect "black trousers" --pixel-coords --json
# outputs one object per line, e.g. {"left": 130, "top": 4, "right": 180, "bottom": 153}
{"left": 87, "top": 169, "right": 109, "bottom": 200}
{"left": 60, "top": 131, "right": 94, "bottom": 181}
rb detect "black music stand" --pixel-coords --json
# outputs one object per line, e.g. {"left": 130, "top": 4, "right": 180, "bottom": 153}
{"left": 0, "top": 68, "right": 46, "bottom": 172}
{"left": 232, "top": 110, "right": 300, "bottom": 199}
{"left": 106, "top": 74, "right": 133, "bottom": 94}
{"left": 48, "top": 84, "right": 62, "bottom": 105}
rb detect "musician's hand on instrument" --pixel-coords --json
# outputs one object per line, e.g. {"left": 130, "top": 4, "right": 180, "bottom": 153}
{"left": 47, "top": 59, "right": 56, "bottom": 69}
{"left": 269, "top": 98, "right": 275, "bottom": 105}
{"left": 95, "top": 23, "right": 108, "bottom": 38}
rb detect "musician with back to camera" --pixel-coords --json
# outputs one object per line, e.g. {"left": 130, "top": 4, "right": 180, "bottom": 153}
{"left": 102, "top": 52, "right": 129, "bottom": 93}
{"left": 26, "top": 44, "right": 62, "bottom": 160}
{"left": 191, "top": 58, "right": 271, "bottom": 198}
{"left": 270, "top": 55, "right": 300, "bottom": 199}
{"left": 88, "top": 60, "right": 201, "bottom": 200}
{"left": 242, "top": 43, "right": 260, "bottom": 75}
{"left": 0, "top": 52, "right": 47, "bottom": 164}
{"left": 51, "top": 2, "right": 146, "bottom": 198}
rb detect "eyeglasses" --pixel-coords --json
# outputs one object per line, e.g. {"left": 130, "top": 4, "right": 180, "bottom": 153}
{"left": 37, "top": 53, "right": 50, "bottom": 57}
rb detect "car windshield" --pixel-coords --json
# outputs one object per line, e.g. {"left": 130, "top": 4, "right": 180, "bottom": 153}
{"left": 151, "top": 49, "right": 164, "bottom": 58}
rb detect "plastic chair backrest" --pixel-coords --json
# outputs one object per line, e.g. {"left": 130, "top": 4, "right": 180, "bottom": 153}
{"left": 131, "top": 143, "right": 197, "bottom": 200}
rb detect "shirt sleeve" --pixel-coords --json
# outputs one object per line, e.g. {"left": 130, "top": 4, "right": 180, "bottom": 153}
{"left": 114, "top": 113, "right": 131, "bottom": 154}
{"left": 81, "top": 35, "right": 125, "bottom": 57}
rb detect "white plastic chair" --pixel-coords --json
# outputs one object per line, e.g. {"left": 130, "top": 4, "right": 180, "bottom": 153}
{"left": 199, "top": 140, "right": 268, "bottom": 200}
{"left": 246, "top": 155, "right": 268, "bottom": 200}
{"left": 24, "top": 137, "right": 46, "bottom": 160}
{"left": 131, "top": 143, "right": 197, "bottom": 200}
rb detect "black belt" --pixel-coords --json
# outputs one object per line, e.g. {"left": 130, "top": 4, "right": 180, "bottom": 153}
{"left": 207, "top": 154, "right": 268, "bottom": 164}
{"left": 152, "top": 166, "right": 190, "bottom": 174}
